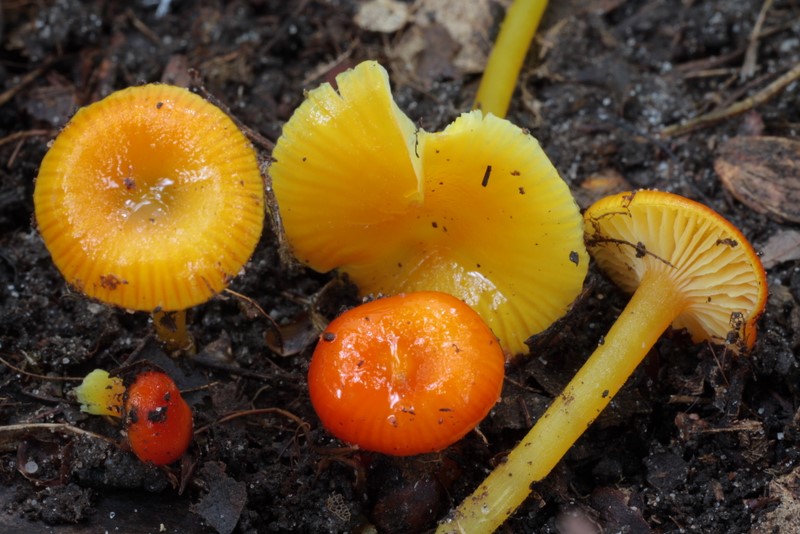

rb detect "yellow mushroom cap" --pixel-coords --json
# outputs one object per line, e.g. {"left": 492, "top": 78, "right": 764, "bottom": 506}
{"left": 34, "top": 84, "right": 265, "bottom": 311}
{"left": 270, "top": 61, "right": 588, "bottom": 355}
{"left": 584, "top": 190, "right": 768, "bottom": 350}
{"left": 75, "top": 369, "right": 125, "bottom": 417}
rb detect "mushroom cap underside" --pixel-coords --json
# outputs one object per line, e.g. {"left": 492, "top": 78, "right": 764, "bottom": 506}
{"left": 270, "top": 61, "right": 588, "bottom": 355}
{"left": 584, "top": 190, "right": 767, "bottom": 349}
{"left": 34, "top": 84, "right": 265, "bottom": 312}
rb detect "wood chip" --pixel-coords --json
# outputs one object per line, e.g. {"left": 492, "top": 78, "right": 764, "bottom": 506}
{"left": 714, "top": 136, "right": 800, "bottom": 223}
{"left": 751, "top": 466, "right": 800, "bottom": 534}
{"left": 575, "top": 168, "right": 631, "bottom": 209}
{"left": 759, "top": 229, "right": 800, "bottom": 269}
{"left": 354, "top": 0, "right": 409, "bottom": 34}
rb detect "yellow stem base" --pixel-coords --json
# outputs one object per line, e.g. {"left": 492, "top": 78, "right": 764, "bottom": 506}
{"left": 438, "top": 270, "right": 685, "bottom": 533}
{"left": 152, "top": 309, "right": 194, "bottom": 354}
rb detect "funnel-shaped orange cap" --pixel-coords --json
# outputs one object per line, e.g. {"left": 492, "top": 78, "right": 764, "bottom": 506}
{"left": 34, "top": 84, "right": 265, "bottom": 311}
{"left": 271, "top": 62, "right": 587, "bottom": 355}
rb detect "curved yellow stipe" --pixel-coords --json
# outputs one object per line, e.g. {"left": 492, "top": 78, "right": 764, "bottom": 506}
{"left": 474, "top": 0, "right": 549, "bottom": 118}
{"left": 34, "top": 84, "right": 265, "bottom": 312}
{"left": 439, "top": 190, "right": 767, "bottom": 533}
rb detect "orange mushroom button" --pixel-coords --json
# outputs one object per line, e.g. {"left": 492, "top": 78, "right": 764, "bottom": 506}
{"left": 125, "top": 370, "right": 193, "bottom": 466}
{"left": 308, "top": 291, "right": 505, "bottom": 456}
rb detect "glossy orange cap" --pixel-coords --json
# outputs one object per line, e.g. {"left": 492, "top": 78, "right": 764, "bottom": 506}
{"left": 125, "top": 370, "right": 193, "bottom": 466}
{"left": 34, "top": 84, "right": 265, "bottom": 312}
{"left": 308, "top": 291, "right": 505, "bottom": 456}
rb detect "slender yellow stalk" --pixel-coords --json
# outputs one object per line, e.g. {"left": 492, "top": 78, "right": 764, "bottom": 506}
{"left": 437, "top": 270, "right": 685, "bottom": 533}
{"left": 152, "top": 309, "right": 193, "bottom": 353}
{"left": 474, "top": 0, "right": 549, "bottom": 118}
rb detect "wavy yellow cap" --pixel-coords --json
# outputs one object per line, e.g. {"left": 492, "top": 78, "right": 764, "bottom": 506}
{"left": 271, "top": 62, "right": 587, "bottom": 355}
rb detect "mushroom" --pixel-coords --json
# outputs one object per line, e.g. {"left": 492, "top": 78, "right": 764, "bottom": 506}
{"left": 308, "top": 291, "right": 505, "bottom": 456}
{"left": 474, "top": 0, "right": 549, "bottom": 117}
{"left": 75, "top": 369, "right": 125, "bottom": 417}
{"left": 74, "top": 367, "right": 193, "bottom": 465}
{"left": 124, "top": 369, "right": 193, "bottom": 466}
{"left": 270, "top": 61, "right": 587, "bottom": 356}
{"left": 439, "top": 190, "right": 768, "bottom": 532}
{"left": 34, "top": 84, "right": 265, "bottom": 352}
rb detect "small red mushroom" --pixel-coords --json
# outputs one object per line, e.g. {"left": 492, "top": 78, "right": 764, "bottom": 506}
{"left": 124, "top": 370, "right": 193, "bottom": 465}
{"left": 308, "top": 291, "right": 505, "bottom": 456}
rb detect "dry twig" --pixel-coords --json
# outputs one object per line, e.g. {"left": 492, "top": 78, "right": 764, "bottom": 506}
{"left": 741, "top": 0, "right": 774, "bottom": 79}
{"left": 0, "top": 58, "right": 54, "bottom": 108}
{"left": 0, "top": 422, "right": 117, "bottom": 453}
{"left": 0, "top": 130, "right": 57, "bottom": 148}
{"left": 661, "top": 61, "right": 800, "bottom": 137}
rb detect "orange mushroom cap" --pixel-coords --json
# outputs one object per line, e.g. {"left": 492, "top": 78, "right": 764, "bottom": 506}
{"left": 124, "top": 370, "right": 193, "bottom": 466}
{"left": 584, "top": 190, "right": 767, "bottom": 350}
{"left": 270, "top": 61, "right": 587, "bottom": 355}
{"left": 308, "top": 291, "right": 505, "bottom": 456}
{"left": 34, "top": 84, "right": 265, "bottom": 312}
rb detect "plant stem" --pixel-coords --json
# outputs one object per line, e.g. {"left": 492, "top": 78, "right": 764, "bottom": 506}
{"left": 438, "top": 269, "right": 685, "bottom": 533}
{"left": 474, "top": 0, "right": 549, "bottom": 118}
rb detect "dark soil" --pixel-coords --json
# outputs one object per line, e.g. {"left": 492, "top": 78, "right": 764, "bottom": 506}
{"left": 2, "top": 1, "right": 800, "bottom": 533}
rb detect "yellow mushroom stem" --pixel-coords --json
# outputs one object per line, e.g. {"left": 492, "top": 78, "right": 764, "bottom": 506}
{"left": 152, "top": 309, "right": 194, "bottom": 353}
{"left": 474, "top": 0, "right": 549, "bottom": 118}
{"left": 438, "top": 268, "right": 684, "bottom": 533}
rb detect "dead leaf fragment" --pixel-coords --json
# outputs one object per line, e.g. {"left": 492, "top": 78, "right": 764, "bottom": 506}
{"left": 591, "top": 487, "right": 650, "bottom": 533}
{"left": 415, "top": 0, "right": 493, "bottom": 73}
{"left": 192, "top": 462, "right": 247, "bottom": 534}
{"left": 575, "top": 168, "right": 631, "bottom": 209}
{"left": 759, "top": 229, "right": 800, "bottom": 269}
{"left": 390, "top": 0, "right": 493, "bottom": 85}
{"left": 354, "top": 0, "right": 409, "bottom": 34}
{"left": 751, "top": 466, "right": 800, "bottom": 534}
{"left": 715, "top": 136, "right": 800, "bottom": 223}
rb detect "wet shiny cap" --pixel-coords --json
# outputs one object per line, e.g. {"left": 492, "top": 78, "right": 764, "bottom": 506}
{"left": 308, "top": 291, "right": 505, "bottom": 456}
{"left": 34, "top": 84, "right": 265, "bottom": 311}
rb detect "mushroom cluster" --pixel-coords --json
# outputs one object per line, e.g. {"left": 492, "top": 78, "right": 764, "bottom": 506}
{"left": 42, "top": 58, "right": 769, "bottom": 533}
{"left": 270, "top": 61, "right": 587, "bottom": 356}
